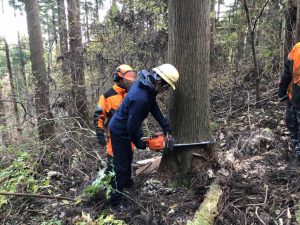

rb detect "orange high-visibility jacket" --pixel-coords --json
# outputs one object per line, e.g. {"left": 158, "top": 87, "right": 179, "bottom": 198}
{"left": 95, "top": 84, "right": 127, "bottom": 129}
{"left": 279, "top": 42, "right": 300, "bottom": 108}
{"left": 94, "top": 84, "right": 129, "bottom": 156}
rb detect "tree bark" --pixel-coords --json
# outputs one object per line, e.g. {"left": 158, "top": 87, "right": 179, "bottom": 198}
{"left": 17, "top": 32, "right": 31, "bottom": 117}
{"left": 17, "top": 32, "right": 28, "bottom": 90}
{"left": 217, "top": 0, "right": 222, "bottom": 22}
{"left": 84, "top": 0, "right": 90, "bottom": 42}
{"left": 67, "top": 0, "right": 89, "bottom": 126}
{"left": 244, "top": 0, "right": 265, "bottom": 102}
{"left": 160, "top": 0, "right": 213, "bottom": 177}
{"left": 284, "top": 0, "right": 297, "bottom": 58}
{"left": 22, "top": 0, "right": 55, "bottom": 141}
{"left": 234, "top": 5, "right": 246, "bottom": 84}
{"left": 296, "top": 0, "right": 300, "bottom": 42}
{"left": 94, "top": 0, "right": 99, "bottom": 22}
{"left": 210, "top": 0, "right": 216, "bottom": 65}
{"left": 0, "top": 85, "right": 10, "bottom": 146}
{"left": 4, "top": 38, "right": 21, "bottom": 132}
{"left": 57, "top": 0, "right": 70, "bottom": 88}
{"left": 51, "top": 4, "right": 58, "bottom": 48}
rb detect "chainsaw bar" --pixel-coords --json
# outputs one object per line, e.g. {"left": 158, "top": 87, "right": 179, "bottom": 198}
{"left": 173, "top": 141, "right": 215, "bottom": 148}
{"left": 165, "top": 138, "right": 216, "bottom": 153}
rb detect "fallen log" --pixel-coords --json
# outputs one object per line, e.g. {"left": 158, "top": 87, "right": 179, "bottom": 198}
{"left": 187, "top": 180, "right": 222, "bottom": 225}
{"left": 0, "top": 192, "right": 76, "bottom": 202}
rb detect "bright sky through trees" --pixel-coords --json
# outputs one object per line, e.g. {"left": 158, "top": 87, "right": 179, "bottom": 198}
{"left": 0, "top": 0, "right": 234, "bottom": 44}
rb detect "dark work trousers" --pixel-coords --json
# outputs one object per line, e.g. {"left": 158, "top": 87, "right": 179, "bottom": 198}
{"left": 286, "top": 101, "right": 300, "bottom": 153}
{"left": 109, "top": 130, "right": 133, "bottom": 206}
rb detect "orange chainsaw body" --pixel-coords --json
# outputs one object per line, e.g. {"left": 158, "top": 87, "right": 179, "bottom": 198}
{"left": 147, "top": 132, "right": 165, "bottom": 151}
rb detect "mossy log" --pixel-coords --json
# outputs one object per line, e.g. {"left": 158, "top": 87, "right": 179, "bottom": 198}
{"left": 187, "top": 180, "right": 222, "bottom": 225}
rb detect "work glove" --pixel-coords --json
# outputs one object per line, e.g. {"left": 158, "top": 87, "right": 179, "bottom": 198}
{"left": 96, "top": 128, "right": 106, "bottom": 146}
{"left": 279, "top": 95, "right": 288, "bottom": 102}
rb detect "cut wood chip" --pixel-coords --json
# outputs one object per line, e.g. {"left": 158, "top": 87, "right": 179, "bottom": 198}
{"left": 137, "top": 156, "right": 161, "bottom": 165}
{"left": 135, "top": 157, "right": 161, "bottom": 176}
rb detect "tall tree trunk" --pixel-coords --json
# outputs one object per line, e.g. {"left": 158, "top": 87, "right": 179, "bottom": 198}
{"left": 46, "top": 16, "right": 53, "bottom": 82}
{"left": 67, "top": 0, "right": 89, "bottom": 126}
{"left": 17, "top": 32, "right": 31, "bottom": 117}
{"left": 284, "top": 0, "right": 297, "bottom": 58}
{"left": 160, "top": 0, "right": 213, "bottom": 178}
{"left": 84, "top": 0, "right": 90, "bottom": 42}
{"left": 210, "top": 0, "right": 216, "bottom": 65}
{"left": 0, "top": 85, "right": 10, "bottom": 146}
{"left": 57, "top": 0, "right": 70, "bottom": 88}
{"left": 217, "top": 0, "right": 222, "bottom": 22}
{"left": 17, "top": 32, "right": 28, "bottom": 90}
{"left": 234, "top": 5, "right": 246, "bottom": 84}
{"left": 94, "top": 0, "right": 99, "bottom": 22}
{"left": 21, "top": 0, "right": 55, "bottom": 141}
{"left": 51, "top": 4, "right": 58, "bottom": 48}
{"left": 296, "top": 0, "right": 300, "bottom": 42}
{"left": 4, "top": 38, "right": 21, "bottom": 132}
{"left": 244, "top": 0, "right": 261, "bottom": 102}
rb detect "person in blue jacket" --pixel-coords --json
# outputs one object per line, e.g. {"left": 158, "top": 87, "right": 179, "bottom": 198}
{"left": 108, "top": 64, "right": 180, "bottom": 212}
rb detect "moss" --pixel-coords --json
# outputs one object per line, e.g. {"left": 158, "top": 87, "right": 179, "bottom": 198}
{"left": 210, "top": 122, "right": 219, "bottom": 133}
{"left": 187, "top": 181, "right": 222, "bottom": 225}
{"left": 295, "top": 205, "right": 300, "bottom": 224}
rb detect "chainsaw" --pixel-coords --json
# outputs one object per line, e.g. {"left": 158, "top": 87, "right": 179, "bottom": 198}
{"left": 144, "top": 132, "right": 215, "bottom": 153}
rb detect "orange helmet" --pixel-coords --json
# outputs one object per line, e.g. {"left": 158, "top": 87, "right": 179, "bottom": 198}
{"left": 113, "top": 64, "right": 137, "bottom": 83}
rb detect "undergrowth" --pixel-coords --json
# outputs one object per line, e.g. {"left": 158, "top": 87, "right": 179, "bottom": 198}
{"left": 0, "top": 149, "right": 50, "bottom": 209}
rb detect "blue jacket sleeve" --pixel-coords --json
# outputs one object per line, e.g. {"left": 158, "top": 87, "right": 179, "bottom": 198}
{"left": 127, "top": 100, "right": 147, "bottom": 149}
{"left": 150, "top": 101, "right": 171, "bottom": 134}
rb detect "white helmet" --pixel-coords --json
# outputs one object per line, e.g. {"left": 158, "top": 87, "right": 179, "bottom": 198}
{"left": 152, "top": 64, "right": 179, "bottom": 90}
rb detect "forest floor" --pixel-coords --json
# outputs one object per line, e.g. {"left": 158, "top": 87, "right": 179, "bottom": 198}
{"left": 1, "top": 71, "right": 300, "bottom": 225}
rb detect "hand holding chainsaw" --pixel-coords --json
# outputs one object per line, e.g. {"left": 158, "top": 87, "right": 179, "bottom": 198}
{"left": 145, "top": 132, "right": 166, "bottom": 151}
{"left": 144, "top": 132, "right": 173, "bottom": 152}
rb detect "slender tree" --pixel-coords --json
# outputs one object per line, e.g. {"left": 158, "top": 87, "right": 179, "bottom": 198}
{"left": 284, "top": 0, "right": 297, "bottom": 57}
{"left": 84, "top": 0, "right": 90, "bottom": 42}
{"left": 67, "top": 0, "right": 89, "bottom": 126}
{"left": 210, "top": 0, "right": 216, "bottom": 65}
{"left": 160, "top": 0, "right": 212, "bottom": 177}
{"left": 296, "top": 0, "right": 300, "bottom": 42}
{"left": 94, "top": 0, "right": 99, "bottom": 22}
{"left": 234, "top": 4, "right": 246, "bottom": 84}
{"left": 57, "top": 0, "right": 70, "bottom": 87}
{"left": 3, "top": 38, "right": 21, "bottom": 132}
{"left": 20, "top": 0, "right": 55, "bottom": 141}
{"left": 17, "top": 32, "right": 27, "bottom": 90}
{"left": 0, "top": 84, "right": 10, "bottom": 146}
{"left": 243, "top": 0, "right": 270, "bottom": 102}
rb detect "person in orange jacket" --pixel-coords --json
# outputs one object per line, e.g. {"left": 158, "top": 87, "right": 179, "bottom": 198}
{"left": 93, "top": 64, "right": 137, "bottom": 178}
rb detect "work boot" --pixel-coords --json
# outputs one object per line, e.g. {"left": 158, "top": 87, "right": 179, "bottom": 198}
{"left": 124, "top": 178, "right": 134, "bottom": 189}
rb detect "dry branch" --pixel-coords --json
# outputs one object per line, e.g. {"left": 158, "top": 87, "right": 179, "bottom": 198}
{"left": 0, "top": 192, "right": 76, "bottom": 202}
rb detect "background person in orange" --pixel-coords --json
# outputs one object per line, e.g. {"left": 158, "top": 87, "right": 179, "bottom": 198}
{"left": 279, "top": 42, "right": 300, "bottom": 166}
{"left": 93, "top": 64, "right": 137, "bottom": 181}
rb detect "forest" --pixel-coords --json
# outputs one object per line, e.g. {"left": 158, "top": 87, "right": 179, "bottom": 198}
{"left": 0, "top": 0, "right": 300, "bottom": 224}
